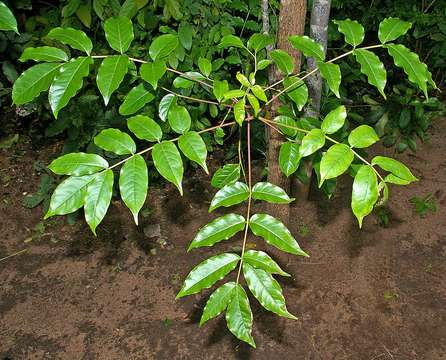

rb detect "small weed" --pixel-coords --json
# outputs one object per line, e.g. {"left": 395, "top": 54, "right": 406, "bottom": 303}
{"left": 383, "top": 290, "right": 399, "bottom": 301}
{"left": 376, "top": 207, "right": 390, "bottom": 227}
{"left": 409, "top": 193, "right": 437, "bottom": 218}
{"left": 298, "top": 224, "right": 310, "bottom": 237}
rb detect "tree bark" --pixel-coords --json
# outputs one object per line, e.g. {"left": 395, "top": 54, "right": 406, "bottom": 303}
{"left": 295, "top": 0, "right": 332, "bottom": 201}
{"left": 264, "top": 0, "right": 307, "bottom": 225}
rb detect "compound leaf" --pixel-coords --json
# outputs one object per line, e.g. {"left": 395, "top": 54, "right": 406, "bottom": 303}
{"left": 188, "top": 214, "right": 246, "bottom": 251}
{"left": 249, "top": 213, "right": 308, "bottom": 256}
{"left": 177, "top": 252, "right": 240, "bottom": 298}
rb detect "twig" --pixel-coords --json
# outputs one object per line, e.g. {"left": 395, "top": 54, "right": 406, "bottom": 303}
{"left": 0, "top": 248, "right": 28, "bottom": 263}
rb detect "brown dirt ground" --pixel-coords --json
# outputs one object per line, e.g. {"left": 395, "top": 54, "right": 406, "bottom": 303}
{"left": 1, "top": 120, "right": 445, "bottom": 360}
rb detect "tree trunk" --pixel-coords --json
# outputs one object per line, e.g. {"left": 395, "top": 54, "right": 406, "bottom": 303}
{"left": 295, "top": 0, "right": 332, "bottom": 201}
{"left": 264, "top": 0, "right": 307, "bottom": 225}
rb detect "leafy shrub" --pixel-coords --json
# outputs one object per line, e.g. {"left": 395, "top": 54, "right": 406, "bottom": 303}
{"left": 2, "top": 2, "right": 434, "bottom": 348}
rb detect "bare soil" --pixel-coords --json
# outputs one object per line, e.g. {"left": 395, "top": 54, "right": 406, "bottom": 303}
{"left": 1, "top": 120, "right": 445, "bottom": 360}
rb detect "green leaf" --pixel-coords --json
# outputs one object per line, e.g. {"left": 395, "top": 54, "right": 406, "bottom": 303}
{"left": 247, "top": 94, "right": 259, "bottom": 116}
{"left": 94, "top": 128, "right": 136, "bottom": 155}
{"left": 234, "top": 98, "right": 245, "bottom": 127}
{"left": 319, "top": 144, "right": 354, "bottom": 184}
{"left": 119, "top": 83, "right": 154, "bottom": 116}
{"left": 0, "top": 1, "right": 18, "bottom": 33}
{"left": 159, "top": 93, "right": 176, "bottom": 121}
{"left": 243, "top": 250, "right": 290, "bottom": 277}
{"left": 178, "top": 131, "right": 208, "bottom": 173}
{"left": 127, "top": 115, "right": 162, "bottom": 142}
{"left": 333, "top": 19, "right": 364, "bottom": 47}
{"left": 177, "top": 253, "right": 240, "bottom": 298}
{"left": 200, "top": 282, "right": 236, "bottom": 326}
{"left": 385, "top": 44, "right": 429, "bottom": 98}
{"left": 97, "top": 55, "right": 129, "bottom": 105}
{"left": 270, "top": 49, "right": 294, "bottom": 75}
{"left": 173, "top": 71, "right": 206, "bottom": 89}
{"left": 47, "top": 27, "right": 92, "bottom": 55}
{"left": 274, "top": 115, "right": 297, "bottom": 137}
{"left": 223, "top": 89, "right": 245, "bottom": 100}
{"left": 62, "top": 0, "right": 81, "bottom": 18}
{"left": 140, "top": 60, "right": 167, "bottom": 90}
{"left": 348, "top": 125, "right": 379, "bottom": 148}
{"left": 152, "top": 141, "right": 183, "bottom": 194}
{"left": 149, "top": 34, "right": 179, "bottom": 60}
{"left": 321, "top": 105, "right": 346, "bottom": 134}
{"left": 250, "top": 85, "right": 267, "bottom": 102}
{"left": 211, "top": 164, "right": 240, "bottom": 188}
{"left": 257, "top": 59, "right": 272, "bottom": 70}
{"left": 218, "top": 35, "right": 244, "bottom": 49}
{"left": 226, "top": 284, "right": 255, "bottom": 348}
{"left": 178, "top": 23, "right": 193, "bottom": 50}
{"left": 198, "top": 57, "right": 212, "bottom": 77}
{"left": 236, "top": 72, "right": 250, "bottom": 87}
{"left": 279, "top": 142, "right": 301, "bottom": 177}
{"left": 283, "top": 77, "right": 308, "bottom": 111}
{"left": 209, "top": 181, "right": 249, "bottom": 212}
{"left": 119, "top": 0, "right": 148, "bottom": 18}
{"left": 371, "top": 156, "right": 417, "bottom": 183}
{"left": 288, "top": 35, "right": 324, "bottom": 60}
{"left": 19, "top": 46, "right": 68, "bottom": 63}
{"left": 249, "top": 214, "right": 308, "bottom": 256}
{"left": 45, "top": 175, "right": 95, "bottom": 218}
{"left": 378, "top": 17, "right": 412, "bottom": 44}
{"left": 48, "top": 152, "right": 108, "bottom": 176}
{"left": 84, "top": 170, "right": 114, "bottom": 235}
{"left": 384, "top": 174, "right": 411, "bottom": 185}
{"left": 12, "top": 63, "right": 62, "bottom": 105}
{"left": 168, "top": 104, "right": 191, "bottom": 134}
{"left": 76, "top": 1, "right": 92, "bottom": 28}
{"left": 103, "top": 16, "right": 134, "bottom": 54}
{"left": 119, "top": 154, "right": 148, "bottom": 225}
{"left": 49, "top": 57, "right": 93, "bottom": 118}
{"left": 317, "top": 61, "right": 341, "bottom": 98}
{"left": 188, "top": 214, "right": 246, "bottom": 251}
{"left": 243, "top": 263, "right": 296, "bottom": 319}
{"left": 213, "top": 79, "right": 229, "bottom": 102}
{"left": 351, "top": 165, "right": 378, "bottom": 227}
{"left": 252, "top": 182, "right": 294, "bottom": 204}
{"left": 354, "top": 49, "right": 387, "bottom": 99}
{"left": 299, "top": 129, "right": 325, "bottom": 157}
{"left": 247, "top": 33, "right": 274, "bottom": 52}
